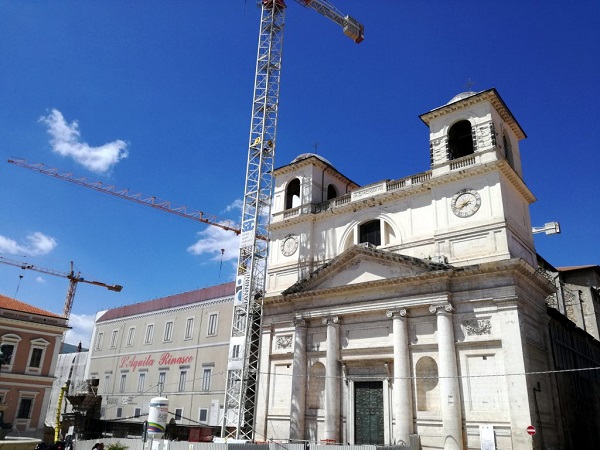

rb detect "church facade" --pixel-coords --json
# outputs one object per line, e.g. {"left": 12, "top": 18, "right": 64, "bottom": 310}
{"left": 255, "top": 89, "right": 562, "bottom": 449}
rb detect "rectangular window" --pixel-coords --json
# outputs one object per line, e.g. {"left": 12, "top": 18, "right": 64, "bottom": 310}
{"left": 158, "top": 372, "right": 166, "bottom": 395}
{"left": 198, "top": 408, "right": 208, "bottom": 423}
{"left": 174, "top": 408, "right": 183, "bottom": 421}
{"left": 28, "top": 348, "right": 43, "bottom": 368}
{"left": 359, "top": 220, "right": 381, "bottom": 246}
{"left": 110, "top": 330, "right": 119, "bottom": 348}
{"left": 164, "top": 321, "right": 174, "bottom": 342}
{"left": 202, "top": 368, "right": 211, "bottom": 391}
{"left": 231, "top": 344, "right": 240, "bottom": 359}
{"left": 0, "top": 344, "right": 14, "bottom": 365}
{"left": 207, "top": 313, "right": 218, "bottom": 336}
{"left": 119, "top": 374, "right": 127, "bottom": 393}
{"left": 178, "top": 370, "right": 187, "bottom": 392}
{"left": 144, "top": 324, "right": 154, "bottom": 344}
{"left": 116, "top": 407, "right": 123, "bottom": 418}
{"left": 95, "top": 332, "right": 104, "bottom": 350}
{"left": 184, "top": 317, "right": 194, "bottom": 339}
{"left": 17, "top": 398, "right": 33, "bottom": 419}
{"left": 126, "top": 327, "right": 135, "bottom": 347}
{"left": 134, "top": 408, "right": 141, "bottom": 418}
{"left": 104, "top": 375, "right": 111, "bottom": 394}
{"left": 137, "top": 373, "right": 146, "bottom": 392}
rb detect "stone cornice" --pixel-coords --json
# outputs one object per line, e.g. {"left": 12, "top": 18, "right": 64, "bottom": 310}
{"left": 266, "top": 257, "right": 553, "bottom": 309}
{"left": 0, "top": 317, "right": 69, "bottom": 333}
{"left": 262, "top": 293, "right": 448, "bottom": 326}
{"left": 449, "top": 258, "right": 555, "bottom": 294}
{"left": 0, "top": 372, "right": 55, "bottom": 384}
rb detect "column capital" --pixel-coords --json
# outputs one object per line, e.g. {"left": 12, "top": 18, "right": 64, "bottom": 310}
{"left": 293, "top": 316, "right": 306, "bottom": 327}
{"left": 429, "top": 303, "right": 454, "bottom": 314}
{"left": 322, "top": 315, "right": 339, "bottom": 325}
{"left": 386, "top": 308, "right": 408, "bottom": 318}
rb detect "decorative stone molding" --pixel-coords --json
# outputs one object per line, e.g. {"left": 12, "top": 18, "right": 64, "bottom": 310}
{"left": 463, "top": 318, "right": 492, "bottom": 336}
{"left": 276, "top": 335, "right": 293, "bottom": 350}
{"left": 386, "top": 308, "right": 408, "bottom": 318}
{"left": 292, "top": 317, "right": 306, "bottom": 327}
{"left": 429, "top": 303, "right": 454, "bottom": 314}
{"left": 322, "top": 316, "right": 339, "bottom": 325}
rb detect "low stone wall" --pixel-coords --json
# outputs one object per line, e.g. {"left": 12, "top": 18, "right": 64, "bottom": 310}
{"left": 0, "top": 438, "right": 41, "bottom": 450}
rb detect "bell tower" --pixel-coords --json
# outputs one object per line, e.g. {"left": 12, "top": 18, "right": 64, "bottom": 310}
{"left": 420, "top": 89, "right": 537, "bottom": 267}
{"left": 420, "top": 89, "right": 526, "bottom": 178}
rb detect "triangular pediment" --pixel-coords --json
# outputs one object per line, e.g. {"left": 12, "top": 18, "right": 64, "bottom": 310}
{"left": 283, "top": 245, "right": 452, "bottom": 295}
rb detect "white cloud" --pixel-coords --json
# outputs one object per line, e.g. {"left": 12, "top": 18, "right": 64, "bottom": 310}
{"left": 39, "top": 109, "right": 129, "bottom": 173}
{"left": 224, "top": 199, "right": 243, "bottom": 213}
{"left": 64, "top": 313, "right": 95, "bottom": 348}
{"left": 187, "top": 226, "right": 240, "bottom": 262}
{"left": 0, "top": 232, "right": 58, "bottom": 256}
{"left": 35, "top": 276, "right": 45, "bottom": 283}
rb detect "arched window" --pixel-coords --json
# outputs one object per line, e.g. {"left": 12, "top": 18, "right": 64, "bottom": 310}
{"left": 448, "top": 120, "right": 474, "bottom": 159}
{"left": 359, "top": 220, "right": 381, "bottom": 246}
{"left": 327, "top": 184, "right": 338, "bottom": 201}
{"left": 285, "top": 178, "right": 301, "bottom": 209}
{"left": 416, "top": 356, "right": 439, "bottom": 411}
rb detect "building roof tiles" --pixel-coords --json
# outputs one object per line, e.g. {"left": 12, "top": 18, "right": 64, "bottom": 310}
{"left": 0, "top": 294, "right": 63, "bottom": 318}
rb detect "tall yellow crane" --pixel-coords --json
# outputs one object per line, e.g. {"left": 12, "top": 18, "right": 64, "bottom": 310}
{"left": 0, "top": 255, "right": 122, "bottom": 321}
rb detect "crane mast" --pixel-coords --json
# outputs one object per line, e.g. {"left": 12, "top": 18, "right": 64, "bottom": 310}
{"left": 0, "top": 255, "right": 122, "bottom": 321}
{"left": 222, "top": 0, "right": 362, "bottom": 440}
{"left": 221, "top": 1, "right": 285, "bottom": 439}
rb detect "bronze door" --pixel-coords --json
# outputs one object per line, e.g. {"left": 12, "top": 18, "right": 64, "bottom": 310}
{"left": 354, "top": 381, "right": 384, "bottom": 445}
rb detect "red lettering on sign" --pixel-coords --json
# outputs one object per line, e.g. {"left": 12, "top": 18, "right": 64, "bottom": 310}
{"left": 118, "top": 353, "right": 194, "bottom": 371}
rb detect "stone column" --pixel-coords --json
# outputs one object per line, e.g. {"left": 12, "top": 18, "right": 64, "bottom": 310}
{"left": 386, "top": 308, "right": 413, "bottom": 444}
{"left": 430, "top": 304, "right": 463, "bottom": 450}
{"left": 290, "top": 317, "right": 307, "bottom": 441}
{"left": 322, "top": 315, "right": 340, "bottom": 443}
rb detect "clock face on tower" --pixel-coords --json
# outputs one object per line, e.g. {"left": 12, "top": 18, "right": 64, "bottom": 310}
{"left": 451, "top": 188, "right": 482, "bottom": 218}
{"left": 281, "top": 234, "right": 299, "bottom": 256}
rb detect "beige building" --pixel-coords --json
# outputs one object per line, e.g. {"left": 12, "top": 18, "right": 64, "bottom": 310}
{"left": 87, "top": 282, "right": 234, "bottom": 430}
{"left": 0, "top": 294, "right": 69, "bottom": 438}
{"left": 255, "top": 89, "right": 569, "bottom": 449}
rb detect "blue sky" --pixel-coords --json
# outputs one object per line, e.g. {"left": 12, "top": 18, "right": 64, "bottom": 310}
{"left": 1, "top": 1, "right": 599, "bottom": 346}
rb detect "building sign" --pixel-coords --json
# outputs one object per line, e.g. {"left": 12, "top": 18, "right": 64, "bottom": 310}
{"left": 351, "top": 181, "right": 387, "bottom": 201}
{"left": 119, "top": 352, "right": 194, "bottom": 371}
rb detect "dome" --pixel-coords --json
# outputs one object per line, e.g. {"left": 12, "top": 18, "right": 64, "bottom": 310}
{"left": 446, "top": 91, "right": 477, "bottom": 105}
{"left": 291, "top": 153, "right": 335, "bottom": 168}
